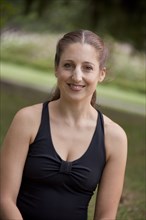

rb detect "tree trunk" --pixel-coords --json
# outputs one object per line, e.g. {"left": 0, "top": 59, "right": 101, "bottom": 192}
{"left": 23, "top": 0, "right": 35, "bottom": 15}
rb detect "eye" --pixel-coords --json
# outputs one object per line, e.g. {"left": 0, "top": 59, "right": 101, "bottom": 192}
{"left": 63, "top": 63, "right": 72, "bottom": 68}
{"left": 83, "top": 65, "right": 93, "bottom": 71}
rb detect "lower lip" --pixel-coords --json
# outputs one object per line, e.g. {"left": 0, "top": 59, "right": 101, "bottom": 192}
{"left": 68, "top": 84, "right": 84, "bottom": 91}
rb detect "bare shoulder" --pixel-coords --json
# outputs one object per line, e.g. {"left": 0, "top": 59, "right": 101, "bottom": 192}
{"left": 103, "top": 114, "right": 128, "bottom": 160}
{"left": 14, "top": 103, "right": 43, "bottom": 121}
{"left": 5, "top": 103, "right": 44, "bottom": 145}
{"left": 103, "top": 114, "right": 127, "bottom": 142}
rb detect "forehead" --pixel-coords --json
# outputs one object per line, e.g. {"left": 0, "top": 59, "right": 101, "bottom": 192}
{"left": 60, "top": 43, "right": 99, "bottom": 62}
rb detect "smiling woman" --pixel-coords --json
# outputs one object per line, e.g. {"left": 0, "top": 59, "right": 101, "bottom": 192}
{"left": 54, "top": 42, "right": 106, "bottom": 104}
{"left": 51, "top": 30, "right": 108, "bottom": 107}
{"left": 0, "top": 30, "right": 127, "bottom": 220}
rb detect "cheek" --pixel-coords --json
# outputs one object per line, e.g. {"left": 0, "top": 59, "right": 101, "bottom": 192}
{"left": 86, "top": 74, "right": 98, "bottom": 84}
{"left": 56, "top": 71, "right": 70, "bottom": 83}
{"left": 58, "top": 73, "right": 67, "bottom": 80}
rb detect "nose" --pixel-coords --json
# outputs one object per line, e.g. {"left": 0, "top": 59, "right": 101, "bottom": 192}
{"left": 72, "top": 67, "right": 82, "bottom": 82}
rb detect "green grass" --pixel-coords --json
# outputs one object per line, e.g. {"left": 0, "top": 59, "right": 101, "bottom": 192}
{"left": 1, "top": 61, "right": 56, "bottom": 88}
{"left": 1, "top": 61, "right": 145, "bottom": 116}
{"left": 0, "top": 85, "right": 145, "bottom": 220}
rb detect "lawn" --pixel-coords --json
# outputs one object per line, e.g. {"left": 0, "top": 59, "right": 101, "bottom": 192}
{"left": 0, "top": 83, "right": 145, "bottom": 220}
{"left": 1, "top": 61, "right": 145, "bottom": 116}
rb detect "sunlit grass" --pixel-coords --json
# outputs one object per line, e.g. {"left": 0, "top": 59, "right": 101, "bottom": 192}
{"left": 1, "top": 61, "right": 145, "bottom": 104}
{"left": 1, "top": 61, "right": 145, "bottom": 116}
{"left": 1, "top": 61, "right": 56, "bottom": 89}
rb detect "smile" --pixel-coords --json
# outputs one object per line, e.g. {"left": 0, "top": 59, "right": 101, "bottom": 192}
{"left": 67, "top": 83, "right": 85, "bottom": 91}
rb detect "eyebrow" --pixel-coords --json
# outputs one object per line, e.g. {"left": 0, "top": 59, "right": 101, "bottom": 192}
{"left": 84, "top": 61, "right": 95, "bottom": 66}
{"left": 63, "top": 60, "right": 95, "bottom": 66}
{"left": 63, "top": 60, "right": 73, "bottom": 62}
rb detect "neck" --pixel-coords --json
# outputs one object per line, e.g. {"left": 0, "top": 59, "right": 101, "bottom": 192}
{"left": 54, "top": 97, "right": 96, "bottom": 124}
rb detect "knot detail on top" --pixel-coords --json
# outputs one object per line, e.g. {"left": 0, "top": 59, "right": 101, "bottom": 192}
{"left": 59, "top": 160, "right": 72, "bottom": 174}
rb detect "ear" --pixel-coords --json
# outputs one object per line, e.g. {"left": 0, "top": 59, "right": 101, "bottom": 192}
{"left": 99, "top": 67, "right": 106, "bottom": 82}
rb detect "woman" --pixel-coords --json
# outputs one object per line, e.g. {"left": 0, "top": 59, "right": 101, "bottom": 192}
{"left": 0, "top": 30, "right": 127, "bottom": 220}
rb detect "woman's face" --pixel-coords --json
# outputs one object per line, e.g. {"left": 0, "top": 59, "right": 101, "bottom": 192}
{"left": 55, "top": 43, "right": 106, "bottom": 103}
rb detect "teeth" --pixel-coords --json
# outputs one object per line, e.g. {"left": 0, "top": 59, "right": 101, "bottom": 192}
{"left": 68, "top": 84, "right": 84, "bottom": 91}
{"left": 70, "top": 84, "right": 84, "bottom": 87}
{"left": 72, "top": 85, "right": 81, "bottom": 88}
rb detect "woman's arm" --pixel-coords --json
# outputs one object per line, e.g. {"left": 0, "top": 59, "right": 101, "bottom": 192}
{"left": 94, "top": 120, "right": 127, "bottom": 220}
{"left": 0, "top": 107, "right": 35, "bottom": 220}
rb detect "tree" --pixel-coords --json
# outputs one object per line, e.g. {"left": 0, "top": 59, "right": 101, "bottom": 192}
{"left": 23, "top": 0, "right": 52, "bottom": 17}
{"left": 85, "top": 0, "right": 145, "bottom": 51}
{"left": 1, "top": 0, "right": 145, "bottom": 51}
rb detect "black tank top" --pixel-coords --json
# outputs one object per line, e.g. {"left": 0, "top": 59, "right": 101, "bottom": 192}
{"left": 17, "top": 101, "right": 106, "bottom": 220}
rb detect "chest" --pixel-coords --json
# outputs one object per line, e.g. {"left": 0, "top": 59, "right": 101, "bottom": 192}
{"left": 50, "top": 120, "right": 97, "bottom": 162}
{"left": 24, "top": 107, "right": 106, "bottom": 191}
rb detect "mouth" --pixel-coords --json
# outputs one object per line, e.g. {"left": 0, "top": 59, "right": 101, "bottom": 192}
{"left": 67, "top": 83, "right": 85, "bottom": 91}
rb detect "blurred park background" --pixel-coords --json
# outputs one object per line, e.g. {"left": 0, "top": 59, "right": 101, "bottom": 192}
{"left": 0, "top": 0, "right": 146, "bottom": 219}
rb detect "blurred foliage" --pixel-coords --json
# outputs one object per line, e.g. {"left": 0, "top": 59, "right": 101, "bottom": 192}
{"left": 0, "top": 0, "right": 19, "bottom": 28}
{"left": 0, "top": 0, "right": 146, "bottom": 51}
{"left": 1, "top": 0, "right": 145, "bottom": 94}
